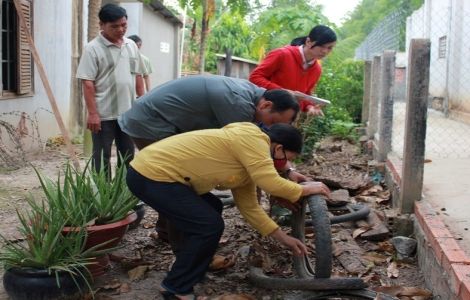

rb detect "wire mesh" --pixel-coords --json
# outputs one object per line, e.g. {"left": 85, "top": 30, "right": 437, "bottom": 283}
{"left": 356, "top": 2, "right": 470, "bottom": 159}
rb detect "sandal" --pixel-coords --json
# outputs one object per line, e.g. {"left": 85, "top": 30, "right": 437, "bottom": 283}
{"left": 159, "top": 285, "right": 207, "bottom": 300}
{"left": 208, "top": 255, "right": 235, "bottom": 271}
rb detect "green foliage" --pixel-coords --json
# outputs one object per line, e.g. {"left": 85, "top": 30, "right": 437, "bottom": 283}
{"left": 294, "top": 114, "right": 332, "bottom": 160}
{"left": 322, "top": 33, "right": 365, "bottom": 67}
{"left": 251, "top": 5, "right": 330, "bottom": 57}
{"left": 339, "top": 0, "right": 424, "bottom": 43}
{"left": 178, "top": 0, "right": 250, "bottom": 72}
{"left": 205, "top": 11, "right": 254, "bottom": 72}
{"left": 329, "top": 121, "right": 362, "bottom": 140}
{"left": 294, "top": 59, "right": 364, "bottom": 160}
{"left": 0, "top": 197, "right": 120, "bottom": 294}
{"left": 317, "top": 60, "right": 365, "bottom": 123}
{"left": 34, "top": 158, "right": 139, "bottom": 227}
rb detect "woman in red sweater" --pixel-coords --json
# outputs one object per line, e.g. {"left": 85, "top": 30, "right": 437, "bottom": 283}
{"left": 249, "top": 25, "right": 337, "bottom": 116}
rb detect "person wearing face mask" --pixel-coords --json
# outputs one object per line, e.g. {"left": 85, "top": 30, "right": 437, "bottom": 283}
{"left": 126, "top": 122, "right": 330, "bottom": 300}
{"left": 249, "top": 25, "right": 337, "bottom": 116}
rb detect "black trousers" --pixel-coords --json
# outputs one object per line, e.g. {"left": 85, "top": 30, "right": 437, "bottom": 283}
{"left": 126, "top": 167, "right": 224, "bottom": 295}
{"left": 91, "top": 120, "right": 135, "bottom": 176}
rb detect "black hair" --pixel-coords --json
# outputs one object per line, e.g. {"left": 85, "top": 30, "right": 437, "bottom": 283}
{"left": 290, "top": 25, "right": 337, "bottom": 48}
{"left": 264, "top": 124, "right": 303, "bottom": 154}
{"left": 263, "top": 89, "right": 300, "bottom": 122}
{"left": 99, "top": 3, "right": 128, "bottom": 23}
{"left": 127, "top": 35, "right": 142, "bottom": 44}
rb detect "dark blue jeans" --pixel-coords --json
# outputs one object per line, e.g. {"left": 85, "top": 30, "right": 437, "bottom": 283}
{"left": 91, "top": 120, "right": 135, "bottom": 177}
{"left": 126, "top": 167, "right": 224, "bottom": 295}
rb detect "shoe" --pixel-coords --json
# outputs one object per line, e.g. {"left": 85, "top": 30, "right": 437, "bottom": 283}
{"left": 158, "top": 291, "right": 204, "bottom": 300}
{"left": 159, "top": 286, "right": 205, "bottom": 300}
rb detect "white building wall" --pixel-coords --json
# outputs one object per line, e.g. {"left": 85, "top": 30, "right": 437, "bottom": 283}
{"left": 1, "top": 0, "right": 74, "bottom": 147}
{"left": 406, "top": 0, "right": 470, "bottom": 114}
{"left": 448, "top": 0, "right": 470, "bottom": 111}
{"left": 139, "top": 5, "right": 180, "bottom": 86}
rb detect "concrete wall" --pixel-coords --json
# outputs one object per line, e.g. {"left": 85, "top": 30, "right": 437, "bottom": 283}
{"left": 0, "top": 0, "right": 181, "bottom": 153}
{"left": 0, "top": 0, "right": 76, "bottom": 148}
{"left": 139, "top": 5, "right": 180, "bottom": 86}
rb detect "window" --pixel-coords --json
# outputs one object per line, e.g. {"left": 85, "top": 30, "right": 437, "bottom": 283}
{"left": 438, "top": 36, "right": 447, "bottom": 59}
{"left": 1, "top": 0, "right": 33, "bottom": 98}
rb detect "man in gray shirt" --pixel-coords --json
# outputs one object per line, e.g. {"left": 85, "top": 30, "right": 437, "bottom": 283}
{"left": 119, "top": 74, "right": 299, "bottom": 149}
{"left": 119, "top": 74, "right": 305, "bottom": 253}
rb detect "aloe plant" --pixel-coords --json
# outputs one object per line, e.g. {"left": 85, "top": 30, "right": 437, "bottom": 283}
{"left": 88, "top": 159, "right": 139, "bottom": 225}
{"left": 0, "top": 197, "right": 123, "bottom": 295}
{"left": 34, "top": 157, "right": 139, "bottom": 227}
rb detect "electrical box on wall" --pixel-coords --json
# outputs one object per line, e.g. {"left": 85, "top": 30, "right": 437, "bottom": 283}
{"left": 160, "top": 42, "right": 170, "bottom": 53}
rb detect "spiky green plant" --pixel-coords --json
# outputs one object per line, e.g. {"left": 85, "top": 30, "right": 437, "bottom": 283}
{"left": 34, "top": 157, "right": 139, "bottom": 227}
{"left": 0, "top": 197, "right": 122, "bottom": 295}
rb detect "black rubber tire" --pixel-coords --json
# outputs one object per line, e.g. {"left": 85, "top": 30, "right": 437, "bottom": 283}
{"left": 305, "top": 204, "right": 371, "bottom": 226}
{"left": 292, "top": 194, "right": 332, "bottom": 279}
{"left": 249, "top": 267, "right": 368, "bottom": 291}
{"left": 285, "top": 289, "right": 399, "bottom": 300}
{"left": 330, "top": 204, "right": 371, "bottom": 224}
{"left": 220, "top": 197, "right": 234, "bottom": 206}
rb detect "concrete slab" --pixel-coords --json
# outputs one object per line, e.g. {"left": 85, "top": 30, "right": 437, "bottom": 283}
{"left": 423, "top": 158, "right": 470, "bottom": 254}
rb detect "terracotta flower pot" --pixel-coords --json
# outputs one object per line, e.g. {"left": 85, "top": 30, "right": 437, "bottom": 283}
{"left": 62, "top": 213, "right": 137, "bottom": 278}
{"left": 82, "top": 212, "right": 138, "bottom": 250}
{"left": 3, "top": 267, "right": 87, "bottom": 300}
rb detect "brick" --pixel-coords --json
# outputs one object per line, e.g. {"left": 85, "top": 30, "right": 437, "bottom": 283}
{"left": 368, "top": 160, "right": 386, "bottom": 175}
{"left": 437, "top": 237, "right": 470, "bottom": 272}
{"left": 414, "top": 200, "right": 436, "bottom": 218}
{"left": 386, "top": 156, "right": 402, "bottom": 186}
{"left": 460, "top": 281, "right": 470, "bottom": 299}
{"left": 449, "top": 264, "right": 470, "bottom": 296}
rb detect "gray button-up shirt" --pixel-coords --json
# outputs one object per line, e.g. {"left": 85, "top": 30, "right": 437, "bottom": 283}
{"left": 118, "top": 75, "right": 266, "bottom": 141}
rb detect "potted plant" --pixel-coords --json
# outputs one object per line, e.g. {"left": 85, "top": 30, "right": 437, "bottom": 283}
{"left": 32, "top": 158, "right": 139, "bottom": 277}
{"left": 0, "top": 197, "right": 120, "bottom": 300}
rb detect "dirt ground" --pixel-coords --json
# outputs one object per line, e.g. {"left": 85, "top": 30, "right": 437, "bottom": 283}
{"left": 0, "top": 137, "right": 430, "bottom": 300}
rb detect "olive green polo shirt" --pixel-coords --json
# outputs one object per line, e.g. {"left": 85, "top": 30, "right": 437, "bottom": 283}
{"left": 76, "top": 33, "right": 145, "bottom": 120}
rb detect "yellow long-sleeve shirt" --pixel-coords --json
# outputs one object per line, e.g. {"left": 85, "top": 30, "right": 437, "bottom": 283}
{"left": 130, "top": 122, "right": 303, "bottom": 236}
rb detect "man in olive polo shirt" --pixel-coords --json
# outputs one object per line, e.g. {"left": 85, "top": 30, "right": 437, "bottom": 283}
{"left": 76, "top": 3, "right": 145, "bottom": 176}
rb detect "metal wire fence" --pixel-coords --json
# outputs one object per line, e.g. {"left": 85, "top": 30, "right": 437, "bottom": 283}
{"left": 355, "top": 9, "right": 406, "bottom": 61}
{"left": 356, "top": 2, "right": 470, "bottom": 159}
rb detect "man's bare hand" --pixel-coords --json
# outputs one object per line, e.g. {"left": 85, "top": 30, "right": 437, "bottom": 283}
{"left": 87, "top": 114, "right": 101, "bottom": 133}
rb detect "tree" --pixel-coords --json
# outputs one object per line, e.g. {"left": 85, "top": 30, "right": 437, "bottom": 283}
{"left": 340, "top": 0, "right": 424, "bottom": 39}
{"left": 83, "top": 0, "right": 102, "bottom": 158}
{"left": 250, "top": 4, "right": 329, "bottom": 60}
{"left": 88, "top": 0, "right": 101, "bottom": 41}
{"left": 179, "top": 0, "right": 250, "bottom": 73}
{"left": 206, "top": 11, "right": 253, "bottom": 73}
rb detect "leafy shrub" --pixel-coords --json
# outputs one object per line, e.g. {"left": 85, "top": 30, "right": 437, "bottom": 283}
{"left": 317, "top": 59, "right": 364, "bottom": 123}
{"left": 330, "top": 121, "right": 362, "bottom": 140}
{"left": 294, "top": 60, "right": 364, "bottom": 160}
{"left": 294, "top": 114, "right": 331, "bottom": 160}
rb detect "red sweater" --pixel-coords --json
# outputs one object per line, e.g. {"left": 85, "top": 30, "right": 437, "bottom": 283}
{"left": 249, "top": 45, "right": 322, "bottom": 112}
